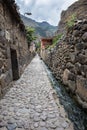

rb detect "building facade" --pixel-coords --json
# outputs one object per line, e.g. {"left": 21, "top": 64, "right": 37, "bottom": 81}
{"left": 0, "top": 0, "right": 29, "bottom": 95}
{"left": 40, "top": 38, "right": 53, "bottom": 60}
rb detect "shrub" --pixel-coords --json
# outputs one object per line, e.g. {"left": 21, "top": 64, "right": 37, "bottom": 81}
{"left": 53, "top": 34, "right": 63, "bottom": 45}
{"left": 66, "top": 13, "right": 77, "bottom": 29}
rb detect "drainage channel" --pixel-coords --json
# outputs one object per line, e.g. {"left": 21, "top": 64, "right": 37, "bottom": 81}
{"left": 42, "top": 61, "right": 87, "bottom": 130}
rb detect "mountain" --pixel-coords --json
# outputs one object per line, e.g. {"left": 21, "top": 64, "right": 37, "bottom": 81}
{"left": 21, "top": 14, "right": 57, "bottom": 38}
{"left": 57, "top": 0, "right": 87, "bottom": 34}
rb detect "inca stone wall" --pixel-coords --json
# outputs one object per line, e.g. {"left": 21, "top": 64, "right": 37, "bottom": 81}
{"left": 41, "top": 0, "right": 87, "bottom": 109}
{"left": 0, "top": 0, "right": 29, "bottom": 96}
{"left": 41, "top": 20, "right": 87, "bottom": 108}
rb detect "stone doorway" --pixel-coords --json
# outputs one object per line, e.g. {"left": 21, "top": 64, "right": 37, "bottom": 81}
{"left": 10, "top": 48, "right": 19, "bottom": 80}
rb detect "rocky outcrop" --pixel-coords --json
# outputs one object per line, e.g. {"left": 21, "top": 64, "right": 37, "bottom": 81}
{"left": 57, "top": 0, "right": 87, "bottom": 34}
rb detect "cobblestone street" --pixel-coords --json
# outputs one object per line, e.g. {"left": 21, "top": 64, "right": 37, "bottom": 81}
{"left": 0, "top": 55, "right": 74, "bottom": 130}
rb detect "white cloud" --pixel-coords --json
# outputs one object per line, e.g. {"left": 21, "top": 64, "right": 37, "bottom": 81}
{"left": 16, "top": 0, "right": 78, "bottom": 25}
{"left": 20, "top": 0, "right": 32, "bottom": 5}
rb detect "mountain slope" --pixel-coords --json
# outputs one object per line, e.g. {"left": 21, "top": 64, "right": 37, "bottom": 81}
{"left": 21, "top": 14, "right": 57, "bottom": 37}
{"left": 57, "top": 0, "right": 87, "bottom": 34}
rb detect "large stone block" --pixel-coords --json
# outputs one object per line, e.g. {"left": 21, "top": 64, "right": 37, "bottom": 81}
{"left": 0, "top": 85, "right": 1, "bottom": 95}
{"left": 63, "top": 69, "right": 76, "bottom": 85}
{"left": 76, "top": 76, "right": 87, "bottom": 102}
{"left": 82, "top": 24, "right": 87, "bottom": 31}
{"left": 63, "top": 69, "right": 71, "bottom": 85}
{"left": 75, "top": 43, "right": 85, "bottom": 51}
{"left": 0, "top": 74, "right": 6, "bottom": 89}
{"left": 70, "top": 53, "right": 77, "bottom": 63}
{"left": 73, "top": 30, "right": 80, "bottom": 37}
{"left": 78, "top": 54, "right": 87, "bottom": 64}
{"left": 82, "top": 32, "right": 87, "bottom": 42}
{"left": 0, "top": 4, "right": 4, "bottom": 16}
{"left": 75, "top": 62, "right": 81, "bottom": 74}
{"left": 0, "top": 71, "right": 12, "bottom": 89}
{"left": 66, "top": 62, "right": 74, "bottom": 69}
{"left": 0, "top": 58, "right": 3, "bottom": 68}
{"left": 68, "top": 80, "right": 76, "bottom": 93}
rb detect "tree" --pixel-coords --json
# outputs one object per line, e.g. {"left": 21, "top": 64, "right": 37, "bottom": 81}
{"left": 26, "top": 27, "right": 36, "bottom": 48}
{"left": 35, "top": 41, "right": 41, "bottom": 51}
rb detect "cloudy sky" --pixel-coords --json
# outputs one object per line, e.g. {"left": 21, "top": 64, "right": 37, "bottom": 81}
{"left": 16, "top": 0, "right": 78, "bottom": 26}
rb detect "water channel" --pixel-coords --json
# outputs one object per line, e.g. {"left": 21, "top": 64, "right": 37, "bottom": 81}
{"left": 42, "top": 60, "right": 87, "bottom": 130}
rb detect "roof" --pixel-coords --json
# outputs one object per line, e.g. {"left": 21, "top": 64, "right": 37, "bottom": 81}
{"left": 41, "top": 38, "right": 53, "bottom": 42}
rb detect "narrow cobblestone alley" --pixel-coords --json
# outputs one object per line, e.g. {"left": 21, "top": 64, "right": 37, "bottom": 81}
{"left": 0, "top": 55, "right": 74, "bottom": 130}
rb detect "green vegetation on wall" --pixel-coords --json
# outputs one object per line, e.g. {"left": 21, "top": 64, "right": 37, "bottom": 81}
{"left": 66, "top": 13, "right": 77, "bottom": 29}
{"left": 53, "top": 34, "right": 63, "bottom": 46}
{"left": 46, "top": 34, "right": 63, "bottom": 50}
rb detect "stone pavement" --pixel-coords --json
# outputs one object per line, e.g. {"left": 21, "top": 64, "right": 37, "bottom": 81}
{"left": 0, "top": 55, "right": 74, "bottom": 130}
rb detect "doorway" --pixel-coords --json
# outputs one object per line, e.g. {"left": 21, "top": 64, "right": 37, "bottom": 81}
{"left": 10, "top": 48, "right": 19, "bottom": 80}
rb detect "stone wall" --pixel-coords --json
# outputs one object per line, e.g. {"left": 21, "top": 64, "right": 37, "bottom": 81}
{"left": 41, "top": 20, "right": 87, "bottom": 108}
{"left": 0, "top": 1, "right": 29, "bottom": 96}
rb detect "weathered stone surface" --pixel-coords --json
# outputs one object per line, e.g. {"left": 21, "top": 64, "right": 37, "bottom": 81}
{"left": 78, "top": 54, "right": 87, "bottom": 64}
{"left": 0, "top": 127, "right": 7, "bottom": 130}
{"left": 76, "top": 76, "right": 87, "bottom": 102}
{"left": 68, "top": 80, "right": 76, "bottom": 93}
{"left": 0, "top": 58, "right": 3, "bottom": 68}
{"left": 41, "top": 115, "right": 47, "bottom": 121}
{"left": 15, "top": 128, "right": 25, "bottom": 130}
{"left": 55, "top": 128, "right": 64, "bottom": 130}
{"left": 82, "top": 32, "right": 87, "bottom": 42}
{"left": 66, "top": 62, "right": 74, "bottom": 70}
{"left": 33, "top": 116, "right": 40, "bottom": 122}
{"left": 68, "top": 73, "right": 75, "bottom": 81}
{"left": 39, "top": 121, "right": 46, "bottom": 127}
{"left": 40, "top": 127, "right": 48, "bottom": 130}
{"left": 0, "top": 0, "right": 30, "bottom": 97}
{"left": 82, "top": 24, "right": 87, "bottom": 31}
{"left": 73, "top": 30, "right": 80, "bottom": 37}
{"left": 0, "top": 74, "right": 6, "bottom": 89}
{"left": 33, "top": 122, "right": 39, "bottom": 128}
{"left": 0, "top": 85, "right": 1, "bottom": 95}
{"left": 70, "top": 53, "right": 77, "bottom": 63}
{"left": 75, "top": 62, "right": 81, "bottom": 74}
{"left": 7, "top": 123, "right": 17, "bottom": 130}
{"left": 61, "top": 121, "right": 69, "bottom": 129}
{"left": 63, "top": 69, "right": 71, "bottom": 85}
{"left": 75, "top": 43, "right": 85, "bottom": 51}
{"left": 63, "top": 69, "right": 75, "bottom": 85}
